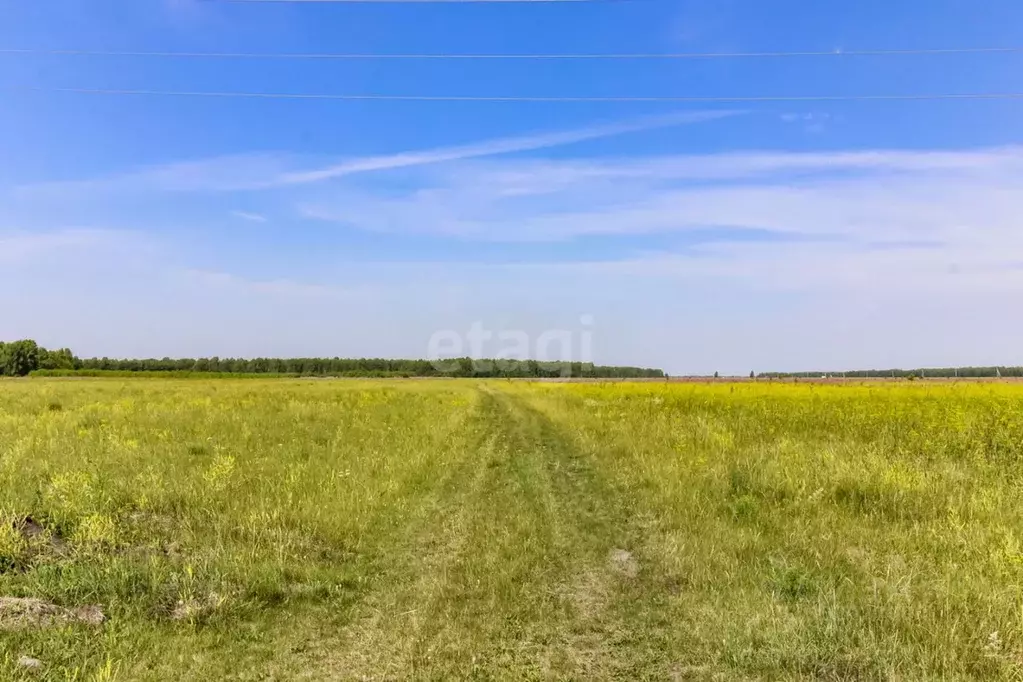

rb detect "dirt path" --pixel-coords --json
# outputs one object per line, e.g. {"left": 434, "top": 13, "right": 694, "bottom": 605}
{"left": 295, "top": 386, "right": 675, "bottom": 680}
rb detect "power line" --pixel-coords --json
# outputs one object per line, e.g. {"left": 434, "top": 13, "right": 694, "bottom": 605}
{"left": 10, "top": 86, "right": 1023, "bottom": 103}
{"left": 2, "top": 46, "right": 1023, "bottom": 60}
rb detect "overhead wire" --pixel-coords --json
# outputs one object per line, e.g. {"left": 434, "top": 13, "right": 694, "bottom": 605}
{"left": 2, "top": 46, "right": 1022, "bottom": 60}
{"left": 9, "top": 86, "right": 1023, "bottom": 103}
{"left": 6, "top": 35, "right": 1022, "bottom": 105}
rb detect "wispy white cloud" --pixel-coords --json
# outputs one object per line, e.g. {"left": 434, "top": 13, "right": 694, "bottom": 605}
{"left": 301, "top": 146, "right": 1023, "bottom": 238}
{"left": 276, "top": 110, "right": 738, "bottom": 185}
{"left": 14, "top": 154, "right": 296, "bottom": 198}
{"left": 180, "top": 269, "right": 369, "bottom": 299}
{"left": 0, "top": 228, "right": 126, "bottom": 264}
{"left": 13, "top": 111, "right": 738, "bottom": 198}
{"left": 298, "top": 145, "right": 1023, "bottom": 293}
{"left": 520, "top": 240, "right": 1023, "bottom": 295}
{"left": 12, "top": 145, "right": 1023, "bottom": 298}
{"left": 780, "top": 112, "right": 832, "bottom": 134}
{"left": 230, "top": 210, "right": 268, "bottom": 223}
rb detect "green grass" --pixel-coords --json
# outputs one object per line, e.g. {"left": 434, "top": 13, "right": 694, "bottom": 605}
{"left": 1, "top": 378, "right": 1022, "bottom": 679}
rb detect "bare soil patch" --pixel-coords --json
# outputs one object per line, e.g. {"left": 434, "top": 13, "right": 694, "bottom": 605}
{"left": 0, "top": 597, "right": 105, "bottom": 630}
{"left": 608, "top": 549, "right": 639, "bottom": 578}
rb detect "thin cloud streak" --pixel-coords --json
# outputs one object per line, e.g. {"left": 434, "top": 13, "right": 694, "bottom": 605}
{"left": 230, "top": 210, "right": 268, "bottom": 222}
{"left": 274, "top": 110, "right": 740, "bottom": 185}
{"left": 13, "top": 153, "right": 295, "bottom": 198}
{"left": 181, "top": 269, "right": 362, "bottom": 298}
{"left": 12, "top": 111, "right": 739, "bottom": 197}
{"left": 0, "top": 228, "right": 122, "bottom": 264}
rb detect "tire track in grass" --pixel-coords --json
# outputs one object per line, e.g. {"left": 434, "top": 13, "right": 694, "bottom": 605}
{"left": 485, "top": 387, "right": 683, "bottom": 680}
{"left": 404, "top": 387, "right": 571, "bottom": 679}
{"left": 398, "top": 386, "right": 676, "bottom": 680}
{"left": 305, "top": 388, "right": 550, "bottom": 680}
{"left": 299, "top": 385, "right": 676, "bottom": 679}
{"left": 303, "top": 386, "right": 570, "bottom": 679}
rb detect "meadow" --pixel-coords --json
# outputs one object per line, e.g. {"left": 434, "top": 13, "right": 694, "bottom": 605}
{"left": 1, "top": 378, "right": 1023, "bottom": 680}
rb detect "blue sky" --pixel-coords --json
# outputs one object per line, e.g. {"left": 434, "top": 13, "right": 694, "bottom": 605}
{"left": 3, "top": 0, "right": 1023, "bottom": 374}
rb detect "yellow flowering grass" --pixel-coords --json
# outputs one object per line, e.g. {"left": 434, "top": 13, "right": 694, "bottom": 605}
{"left": 1, "top": 378, "right": 1021, "bottom": 679}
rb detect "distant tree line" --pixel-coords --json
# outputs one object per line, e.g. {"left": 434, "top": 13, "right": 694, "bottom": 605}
{"left": 1, "top": 340, "right": 663, "bottom": 379}
{"left": 760, "top": 367, "right": 1023, "bottom": 379}
{"left": 72, "top": 356, "right": 663, "bottom": 378}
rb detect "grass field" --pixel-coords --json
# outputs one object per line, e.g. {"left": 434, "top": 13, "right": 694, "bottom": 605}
{"left": 2, "top": 378, "right": 1023, "bottom": 680}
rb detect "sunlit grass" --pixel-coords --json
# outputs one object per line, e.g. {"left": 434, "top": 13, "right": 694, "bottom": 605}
{"left": 0, "top": 379, "right": 480, "bottom": 679}
{"left": 517, "top": 381, "right": 1023, "bottom": 679}
{"left": 1, "top": 378, "right": 1022, "bottom": 679}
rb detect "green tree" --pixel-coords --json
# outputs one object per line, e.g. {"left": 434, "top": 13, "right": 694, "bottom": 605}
{"left": 39, "top": 347, "right": 75, "bottom": 371}
{"left": 0, "top": 339, "right": 41, "bottom": 376}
